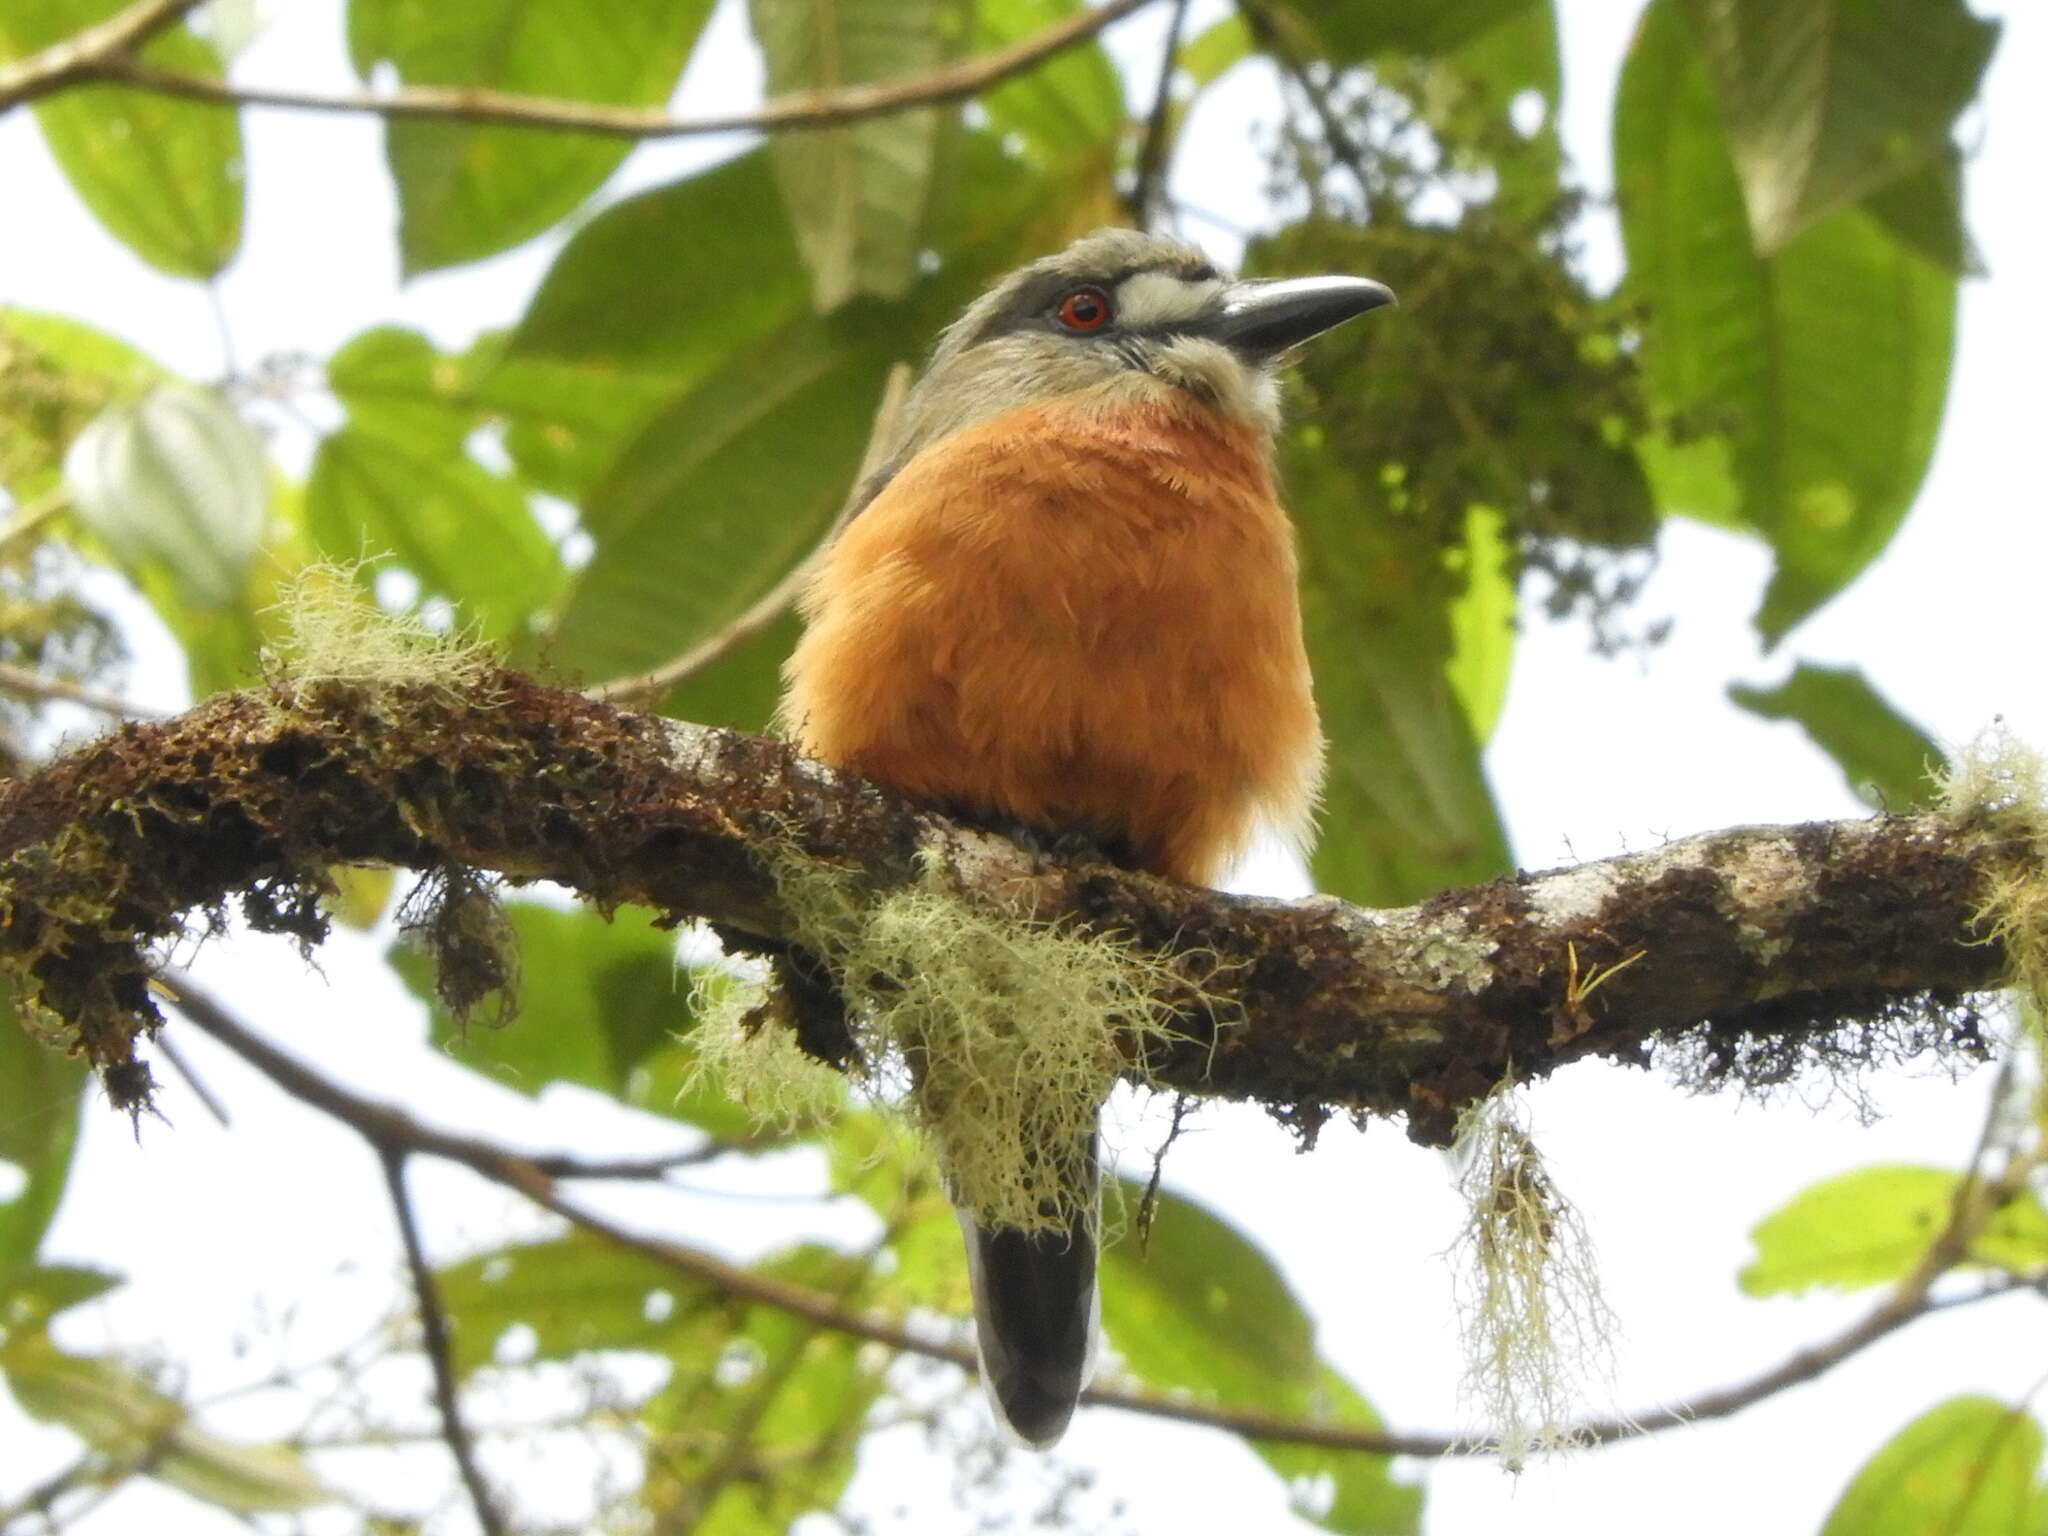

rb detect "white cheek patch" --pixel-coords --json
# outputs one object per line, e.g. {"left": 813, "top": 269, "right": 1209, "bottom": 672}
{"left": 1114, "top": 271, "right": 1226, "bottom": 330}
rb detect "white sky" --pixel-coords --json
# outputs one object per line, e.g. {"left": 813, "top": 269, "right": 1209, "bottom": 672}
{"left": 2, "top": 1, "right": 2047, "bottom": 1532}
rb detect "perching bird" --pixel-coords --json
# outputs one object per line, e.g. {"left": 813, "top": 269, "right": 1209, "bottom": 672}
{"left": 778, "top": 229, "right": 1393, "bottom": 1446}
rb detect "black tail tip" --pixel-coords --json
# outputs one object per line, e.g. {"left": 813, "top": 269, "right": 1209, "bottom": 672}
{"left": 988, "top": 1365, "right": 1084, "bottom": 1448}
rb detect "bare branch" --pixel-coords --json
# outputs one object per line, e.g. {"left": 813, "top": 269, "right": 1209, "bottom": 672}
{"left": 1127, "top": 0, "right": 1193, "bottom": 225}
{"left": 0, "top": 0, "right": 206, "bottom": 112}
{"left": 0, "top": 661, "right": 160, "bottom": 718}
{"left": 9, "top": 0, "right": 1156, "bottom": 135}
{"left": 162, "top": 968, "right": 2036, "bottom": 1464}
{"left": 0, "top": 675, "right": 2002, "bottom": 1137}
{"left": 379, "top": 1147, "right": 507, "bottom": 1536}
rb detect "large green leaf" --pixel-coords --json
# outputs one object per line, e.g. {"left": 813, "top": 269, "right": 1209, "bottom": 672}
{"left": 0, "top": 988, "right": 88, "bottom": 1280}
{"left": 1103, "top": 1184, "right": 1421, "bottom": 1535}
{"left": 0, "top": 308, "right": 166, "bottom": 501}
{"left": 1740, "top": 1164, "right": 2048, "bottom": 1297}
{"left": 748, "top": 0, "right": 969, "bottom": 309}
{"left": 1286, "top": 0, "right": 1548, "bottom": 74}
{"left": 492, "top": 153, "right": 815, "bottom": 499}
{"left": 1728, "top": 662, "right": 1945, "bottom": 811}
{"left": 549, "top": 314, "right": 888, "bottom": 682}
{"left": 1821, "top": 1397, "right": 2043, "bottom": 1536}
{"left": 305, "top": 425, "right": 563, "bottom": 639}
{"left": 0, "top": 1266, "right": 121, "bottom": 1338}
{"left": 974, "top": 0, "right": 1125, "bottom": 166}
{"left": 0, "top": 4, "right": 243, "bottom": 277}
{"left": 1, "top": 1334, "right": 332, "bottom": 1512}
{"left": 348, "top": 0, "right": 715, "bottom": 273}
{"left": 1681, "top": 0, "right": 1998, "bottom": 253}
{"left": 1617, "top": 0, "right": 1958, "bottom": 642}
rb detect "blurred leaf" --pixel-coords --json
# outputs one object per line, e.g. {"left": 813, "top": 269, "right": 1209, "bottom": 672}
{"left": 305, "top": 425, "right": 562, "bottom": 639}
{"left": 1616, "top": 0, "right": 1958, "bottom": 642}
{"left": 1, "top": 1334, "right": 332, "bottom": 1512}
{"left": 0, "top": 986, "right": 88, "bottom": 1279}
{"left": 1103, "top": 1184, "right": 1420, "bottom": 1535}
{"left": 0, "top": 308, "right": 166, "bottom": 501}
{"left": 1863, "top": 151, "right": 1981, "bottom": 277}
{"left": 1729, "top": 663, "right": 1945, "bottom": 811}
{"left": 0, "top": 1265, "right": 121, "bottom": 1336}
{"left": 1681, "top": 0, "right": 1998, "bottom": 253}
{"left": 1444, "top": 506, "right": 1515, "bottom": 739}
{"left": 1741, "top": 1164, "right": 2048, "bottom": 1297}
{"left": 348, "top": 0, "right": 715, "bottom": 273}
{"left": 63, "top": 384, "right": 269, "bottom": 608}
{"left": 1287, "top": 0, "right": 1544, "bottom": 67}
{"left": 0, "top": 5, "right": 242, "bottom": 277}
{"left": 396, "top": 899, "right": 691, "bottom": 1099}
{"left": 749, "top": 0, "right": 969, "bottom": 308}
{"left": 551, "top": 315, "right": 886, "bottom": 682}
{"left": 640, "top": 1245, "right": 883, "bottom": 1533}
{"left": 975, "top": 0, "right": 1125, "bottom": 164}
{"left": 1181, "top": 13, "right": 1252, "bottom": 88}
{"left": 436, "top": 1230, "right": 727, "bottom": 1376}
{"left": 327, "top": 326, "right": 487, "bottom": 455}
{"left": 1821, "top": 1396, "right": 2042, "bottom": 1536}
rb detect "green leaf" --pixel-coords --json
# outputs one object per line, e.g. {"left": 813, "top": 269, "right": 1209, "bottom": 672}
{"left": 748, "top": 0, "right": 969, "bottom": 308}
{"left": 0, "top": 5, "right": 244, "bottom": 277}
{"left": 0, "top": 1266, "right": 121, "bottom": 1337}
{"left": 550, "top": 314, "right": 888, "bottom": 681}
{"left": 0, "top": 987, "right": 88, "bottom": 1279}
{"left": 1616, "top": 0, "right": 1959, "bottom": 642}
{"left": 305, "top": 425, "right": 562, "bottom": 640}
{"left": 1289, "top": 0, "right": 1545, "bottom": 65}
{"left": 1822, "top": 1397, "right": 2043, "bottom": 1536}
{"left": 974, "top": 0, "right": 1125, "bottom": 164}
{"left": 348, "top": 0, "right": 716, "bottom": 273}
{"left": 63, "top": 384, "right": 270, "bottom": 608}
{"left": 1863, "top": 151, "right": 1981, "bottom": 277}
{"left": 1681, "top": 0, "right": 1998, "bottom": 253}
{"left": 1741, "top": 1164, "right": 2048, "bottom": 1297}
{"left": 1444, "top": 506, "right": 1515, "bottom": 739}
{"left": 639, "top": 1245, "right": 885, "bottom": 1533}
{"left": 326, "top": 326, "right": 486, "bottom": 455}
{"left": 493, "top": 153, "right": 815, "bottom": 497}
{"left": 0, "top": 307, "right": 167, "bottom": 500}
{"left": 435, "top": 1230, "right": 727, "bottom": 1376}
{"left": 1, "top": 1335, "right": 332, "bottom": 1512}
{"left": 1180, "top": 13, "right": 1252, "bottom": 88}
{"left": 1103, "top": 1185, "right": 1421, "bottom": 1535}
{"left": 1729, "top": 663, "right": 1945, "bottom": 811}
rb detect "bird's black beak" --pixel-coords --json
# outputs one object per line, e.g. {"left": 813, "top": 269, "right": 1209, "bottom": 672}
{"left": 1203, "top": 275, "right": 1396, "bottom": 358}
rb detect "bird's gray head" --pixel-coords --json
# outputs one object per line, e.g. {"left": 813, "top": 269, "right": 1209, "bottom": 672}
{"left": 854, "top": 229, "right": 1393, "bottom": 511}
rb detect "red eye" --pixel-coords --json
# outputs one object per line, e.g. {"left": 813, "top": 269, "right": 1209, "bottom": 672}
{"left": 1056, "top": 287, "right": 1113, "bottom": 331}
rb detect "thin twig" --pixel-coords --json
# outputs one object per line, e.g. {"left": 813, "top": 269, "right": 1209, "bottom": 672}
{"left": 160, "top": 972, "right": 2034, "bottom": 1462}
{"left": 0, "top": 486, "right": 72, "bottom": 555}
{"left": 11, "top": 0, "right": 1156, "bottom": 135}
{"left": 0, "top": 0, "right": 205, "bottom": 111}
{"left": 1127, "top": 0, "right": 1192, "bottom": 227}
{"left": 591, "top": 360, "right": 915, "bottom": 706}
{"left": 379, "top": 1147, "right": 507, "bottom": 1536}
{"left": 150, "top": 1029, "right": 231, "bottom": 1127}
{"left": 0, "top": 660, "right": 160, "bottom": 718}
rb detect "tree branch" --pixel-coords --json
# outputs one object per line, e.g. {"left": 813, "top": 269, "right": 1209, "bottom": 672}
{"left": 3, "top": 0, "right": 1156, "bottom": 134}
{"left": 379, "top": 1147, "right": 507, "bottom": 1536}
{"left": 161, "top": 965, "right": 2038, "bottom": 1464}
{"left": 0, "top": 673, "right": 2004, "bottom": 1138}
{"left": 0, "top": 660, "right": 160, "bottom": 719}
{"left": 0, "top": 0, "right": 205, "bottom": 112}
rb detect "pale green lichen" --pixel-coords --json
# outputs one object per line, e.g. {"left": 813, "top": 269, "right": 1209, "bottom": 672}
{"left": 691, "top": 845, "right": 1209, "bottom": 1236}
{"left": 261, "top": 561, "right": 497, "bottom": 697}
{"left": 1941, "top": 726, "right": 2048, "bottom": 1014}
{"left": 1450, "top": 1084, "right": 1619, "bottom": 1471}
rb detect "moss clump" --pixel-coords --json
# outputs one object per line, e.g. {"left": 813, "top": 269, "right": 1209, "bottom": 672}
{"left": 693, "top": 846, "right": 1207, "bottom": 1236}
{"left": 1942, "top": 727, "right": 2048, "bottom": 1013}
{"left": 1451, "top": 1085, "right": 1617, "bottom": 1470}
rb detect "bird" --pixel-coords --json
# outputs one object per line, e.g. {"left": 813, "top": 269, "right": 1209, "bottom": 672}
{"left": 778, "top": 228, "right": 1393, "bottom": 1446}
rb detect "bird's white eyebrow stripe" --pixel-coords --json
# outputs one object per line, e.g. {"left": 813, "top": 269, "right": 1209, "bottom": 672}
{"left": 1113, "top": 271, "right": 1226, "bottom": 329}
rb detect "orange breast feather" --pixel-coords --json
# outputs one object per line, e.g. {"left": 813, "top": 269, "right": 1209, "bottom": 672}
{"left": 781, "top": 390, "right": 1323, "bottom": 885}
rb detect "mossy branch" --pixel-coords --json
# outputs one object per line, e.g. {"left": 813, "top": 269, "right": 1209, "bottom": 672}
{"left": 0, "top": 669, "right": 2008, "bottom": 1135}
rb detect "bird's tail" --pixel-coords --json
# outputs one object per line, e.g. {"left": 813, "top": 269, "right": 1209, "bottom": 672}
{"left": 960, "top": 1136, "right": 1099, "bottom": 1447}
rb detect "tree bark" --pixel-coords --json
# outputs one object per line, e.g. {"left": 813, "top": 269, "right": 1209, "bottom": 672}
{"left": 0, "top": 673, "right": 2003, "bottom": 1140}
